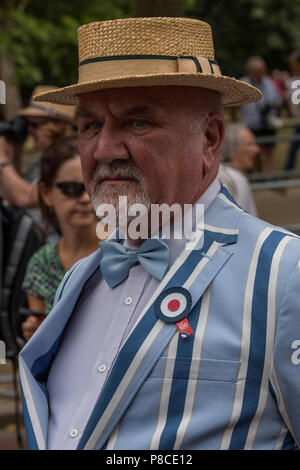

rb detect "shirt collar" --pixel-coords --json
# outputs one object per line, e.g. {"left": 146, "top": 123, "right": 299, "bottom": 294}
{"left": 163, "top": 177, "right": 221, "bottom": 263}
{"left": 105, "top": 177, "right": 221, "bottom": 258}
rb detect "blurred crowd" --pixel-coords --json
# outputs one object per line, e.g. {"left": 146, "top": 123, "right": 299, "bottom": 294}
{"left": 0, "top": 86, "right": 100, "bottom": 342}
{"left": 0, "top": 51, "right": 299, "bottom": 341}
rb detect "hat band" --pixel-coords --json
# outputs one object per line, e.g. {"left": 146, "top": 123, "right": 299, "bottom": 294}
{"left": 78, "top": 55, "right": 221, "bottom": 83}
{"left": 30, "top": 103, "right": 72, "bottom": 121}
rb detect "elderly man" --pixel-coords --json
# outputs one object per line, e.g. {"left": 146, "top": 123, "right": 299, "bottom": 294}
{"left": 239, "top": 56, "right": 282, "bottom": 172}
{"left": 19, "top": 17, "right": 300, "bottom": 450}
{"left": 218, "top": 122, "right": 259, "bottom": 216}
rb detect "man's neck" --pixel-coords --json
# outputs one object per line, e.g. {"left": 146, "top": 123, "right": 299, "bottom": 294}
{"left": 120, "top": 177, "right": 221, "bottom": 248}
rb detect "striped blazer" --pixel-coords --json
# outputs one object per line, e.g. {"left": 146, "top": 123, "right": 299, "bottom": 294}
{"left": 19, "top": 187, "right": 300, "bottom": 450}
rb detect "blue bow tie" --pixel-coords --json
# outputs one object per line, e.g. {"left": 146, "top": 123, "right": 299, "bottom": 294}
{"left": 99, "top": 238, "right": 170, "bottom": 288}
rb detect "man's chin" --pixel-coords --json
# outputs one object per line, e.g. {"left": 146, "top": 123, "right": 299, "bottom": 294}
{"left": 93, "top": 184, "right": 132, "bottom": 204}
{"left": 91, "top": 184, "right": 150, "bottom": 213}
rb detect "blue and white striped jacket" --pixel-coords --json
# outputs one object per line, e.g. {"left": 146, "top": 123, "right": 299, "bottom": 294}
{"left": 19, "top": 187, "right": 300, "bottom": 450}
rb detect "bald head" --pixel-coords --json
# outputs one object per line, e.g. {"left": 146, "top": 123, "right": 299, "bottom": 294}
{"left": 245, "top": 56, "right": 267, "bottom": 83}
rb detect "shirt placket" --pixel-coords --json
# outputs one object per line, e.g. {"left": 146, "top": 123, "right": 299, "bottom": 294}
{"left": 60, "top": 265, "right": 149, "bottom": 449}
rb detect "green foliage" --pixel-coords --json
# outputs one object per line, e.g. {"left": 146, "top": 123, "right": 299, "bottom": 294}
{"left": 0, "top": 0, "right": 136, "bottom": 98}
{"left": 184, "top": 0, "right": 300, "bottom": 77}
{"left": 0, "top": 0, "right": 300, "bottom": 100}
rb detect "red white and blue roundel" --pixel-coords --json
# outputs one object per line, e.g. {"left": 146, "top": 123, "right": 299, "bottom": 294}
{"left": 155, "top": 287, "right": 192, "bottom": 323}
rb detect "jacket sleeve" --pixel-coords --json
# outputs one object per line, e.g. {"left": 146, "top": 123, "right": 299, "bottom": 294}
{"left": 271, "top": 259, "right": 300, "bottom": 448}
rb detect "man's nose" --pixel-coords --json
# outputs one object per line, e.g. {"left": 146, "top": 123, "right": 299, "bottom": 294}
{"left": 93, "top": 125, "right": 129, "bottom": 164}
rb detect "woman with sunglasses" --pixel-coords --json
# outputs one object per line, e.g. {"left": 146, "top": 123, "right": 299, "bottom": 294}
{"left": 22, "top": 136, "right": 100, "bottom": 341}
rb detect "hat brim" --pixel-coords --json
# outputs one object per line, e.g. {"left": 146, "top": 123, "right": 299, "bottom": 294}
{"left": 33, "top": 72, "right": 261, "bottom": 107}
{"left": 18, "top": 106, "right": 53, "bottom": 118}
{"left": 18, "top": 105, "right": 75, "bottom": 123}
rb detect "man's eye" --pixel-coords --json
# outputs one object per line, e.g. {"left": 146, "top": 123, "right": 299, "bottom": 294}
{"left": 79, "top": 121, "right": 101, "bottom": 133}
{"left": 88, "top": 121, "right": 102, "bottom": 130}
{"left": 133, "top": 119, "right": 149, "bottom": 128}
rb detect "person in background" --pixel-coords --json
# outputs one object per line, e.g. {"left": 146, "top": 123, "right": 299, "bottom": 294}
{"left": 19, "top": 85, "right": 75, "bottom": 154}
{"left": 218, "top": 122, "right": 260, "bottom": 216}
{"left": 21, "top": 136, "right": 100, "bottom": 341}
{"left": 240, "top": 56, "right": 282, "bottom": 172}
{"left": 0, "top": 85, "right": 76, "bottom": 209}
{"left": 271, "top": 69, "right": 288, "bottom": 102}
{"left": 284, "top": 51, "right": 300, "bottom": 170}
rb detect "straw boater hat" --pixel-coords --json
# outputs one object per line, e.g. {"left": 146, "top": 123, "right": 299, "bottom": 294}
{"left": 19, "top": 85, "right": 76, "bottom": 122}
{"left": 33, "top": 17, "right": 261, "bottom": 107}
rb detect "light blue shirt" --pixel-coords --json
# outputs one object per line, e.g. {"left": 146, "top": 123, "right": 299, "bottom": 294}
{"left": 46, "top": 178, "right": 221, "bottom": 449}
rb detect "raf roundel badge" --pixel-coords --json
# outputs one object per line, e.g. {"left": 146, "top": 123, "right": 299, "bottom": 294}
{"left": 155, "top": 287, "right": 193, "bottom": 339}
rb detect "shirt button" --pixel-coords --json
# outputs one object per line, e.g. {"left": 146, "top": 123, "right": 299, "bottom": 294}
{"left": 70, "top": 429, "right": 79, "bottom": 438}
{"left": 98, "top": 363, "right": 107, "bottom": 373}
{"left": 125, "top": 296, "right": 133, "bottom": 305}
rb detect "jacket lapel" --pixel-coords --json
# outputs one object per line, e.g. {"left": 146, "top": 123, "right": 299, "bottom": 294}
{"left": 79, "top": 186, "right": 242, "bottom": 450}
{"left": 19, "top": 249, "right": 102, "bottom": 449}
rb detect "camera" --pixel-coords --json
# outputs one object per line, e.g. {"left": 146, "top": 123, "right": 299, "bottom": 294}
{"left": 0, "top": 115, "right": 28, "bottom": 142}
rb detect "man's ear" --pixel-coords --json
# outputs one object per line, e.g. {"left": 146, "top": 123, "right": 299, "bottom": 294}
{"left": 202, "top": 113, "right": 225, "bottom": 173}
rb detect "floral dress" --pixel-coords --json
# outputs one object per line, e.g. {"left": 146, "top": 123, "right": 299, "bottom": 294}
{"left": 22, "top": 240, "right": 65, "bottom": 315}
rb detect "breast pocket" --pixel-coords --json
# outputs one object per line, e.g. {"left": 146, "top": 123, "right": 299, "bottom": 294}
{"left": 148, "top": 357, "right": 241, "bottom": 382}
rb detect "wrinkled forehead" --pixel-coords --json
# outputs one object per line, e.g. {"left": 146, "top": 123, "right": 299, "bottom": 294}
{"left": 76, "top": 86, "right": 205, "bottom": 118}
{"left": 77, "top": 87, "right": 159, "bottom": 114}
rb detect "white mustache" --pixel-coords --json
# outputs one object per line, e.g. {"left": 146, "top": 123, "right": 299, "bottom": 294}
{"left": 92, "top": 162, "right": 143, "bottom": 186}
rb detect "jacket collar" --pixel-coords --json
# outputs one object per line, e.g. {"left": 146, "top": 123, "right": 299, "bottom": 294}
{"left": 19, "top": 251, "right": 101, "bottom": 449}
{"left": 79, "top": 186, "right": 243, "bottom": 449}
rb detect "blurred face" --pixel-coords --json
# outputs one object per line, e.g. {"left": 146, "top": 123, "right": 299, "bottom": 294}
{"left": 289, "top": 58, "right": 300, "bottom": 76}
{"left": 41, "top": 156, "right": 96, "bottom": 231}
{"left": 77, "top": 86, "right": 224, "bottom": 222}
{"left": 249, "top": 60, "right": 267, "bottom": 83}
{"left": 230, "top": 128, "right": 260, "bottom": 171}
{"left": 27, "top": 117, "right": 68, "bottom": 150}
{"left": 27, "top": 117, "right": 50, "bottom": 149}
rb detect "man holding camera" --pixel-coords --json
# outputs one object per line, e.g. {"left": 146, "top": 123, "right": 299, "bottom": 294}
{"left": 0, "top": 85, "right": 75, "bottom": 208}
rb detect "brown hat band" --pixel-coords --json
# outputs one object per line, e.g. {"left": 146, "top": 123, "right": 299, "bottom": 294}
{"left": 78, "top": 55, "right": 222, "bottom": 83}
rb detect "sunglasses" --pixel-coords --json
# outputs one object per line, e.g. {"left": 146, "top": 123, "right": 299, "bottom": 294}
{"left": 54, "top": 181, "right": 86, "bottom": 198}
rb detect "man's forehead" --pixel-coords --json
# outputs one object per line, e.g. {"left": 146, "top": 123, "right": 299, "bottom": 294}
{"left": 76, "top": 86, "right": 193, "bottom": 116}
{"left": 79, "top": 87, "right": 165, "bottom": 107}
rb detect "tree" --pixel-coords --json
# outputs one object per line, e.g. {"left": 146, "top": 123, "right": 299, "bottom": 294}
{"left": 0, "top": 0, "right": 136, "bottom": 111}
{"left": 1, "top": 0, "right": 300, "bottom": 118}
{"left": 0, "top": 0, "right": 22, "bottom": 119}
{"left": 137, "top": 0, "right": 183, "bottom": 17}
{"left": 185, "top": 0, "right": 300, "bottom": 77}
